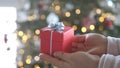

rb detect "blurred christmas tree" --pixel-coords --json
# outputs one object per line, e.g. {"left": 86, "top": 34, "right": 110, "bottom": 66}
{"left": 16, "top": 0, "right": 120, "bottom": 68}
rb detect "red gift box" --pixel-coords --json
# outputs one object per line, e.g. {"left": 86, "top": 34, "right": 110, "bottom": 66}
{"left": 40, "top": 26, "right": 74, "bottom": 56}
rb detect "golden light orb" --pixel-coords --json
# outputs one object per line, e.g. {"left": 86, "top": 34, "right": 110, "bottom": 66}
{"left": 75, "top": 9, "right": 81, "bottom": 14}
{"left": 90, "top": 25, "right": 95, "bottom": 30}
{"left": 65, "top": 12, "right": 71, "bottom": 17}
{"left": 81, "top": 27, "right": 87, "bottom": 33}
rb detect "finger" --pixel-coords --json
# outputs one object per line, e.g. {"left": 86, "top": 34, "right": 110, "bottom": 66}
{"left": 40, "top": 53, "right": 65, "bottom": 66}
{"left": 72, "top": 42, "right": 85, "bottom": 49}
{"left": 54, "top": 51, "right": 71, "bottom": 62}
{"left": 72, "top": 42, "right": 88, "bottom": 52}
{"left": 73, "top": 35, "right": 86, "bottom": 43}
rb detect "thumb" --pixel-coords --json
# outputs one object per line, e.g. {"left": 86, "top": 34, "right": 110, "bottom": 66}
{"left": 54, "top": 51, "right": 71, "bottom": 61}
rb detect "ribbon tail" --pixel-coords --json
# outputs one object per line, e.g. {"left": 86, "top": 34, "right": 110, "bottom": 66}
{"left": 50, "top": 31, "right": 53, "bottom": 56}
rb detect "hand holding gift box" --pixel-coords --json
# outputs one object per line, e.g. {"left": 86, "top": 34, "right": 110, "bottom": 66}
{"left": 40, "top": 19, "right": 74, "bottom": 56}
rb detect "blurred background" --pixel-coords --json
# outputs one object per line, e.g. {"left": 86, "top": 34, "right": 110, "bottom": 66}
{"left": 0, "top": 0, "right": 120, "bottom": 68}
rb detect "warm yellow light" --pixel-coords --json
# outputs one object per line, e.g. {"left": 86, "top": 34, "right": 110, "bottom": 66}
{"left": 90, "top": 25, "right": 95, "bottom": 30}
{"left": 20, "top": 67, "right": 24, "bottom": 68}
{"left": 18, "top": 31, "right": 24, "bottom": 37}
{"left": 26, "top": 59, "right": 31, "bottom": 64}
{"left": 19, "top": 49, "right": 24, "bottom": 55}
{"left": 72, "top": 25, "right": 77, "bottom": 31}
{"left": 99, "top": 26, "right": 104, "bottom": 31}
{"left": 75, "top": 9, "right": 81, "bottom": 14}
{"left": 18, "top": 61, "right": 23, "bottom": 67}
{"left": 53, "top": 66, "right": 58, "bottom": 68}
{"left": 96, "top": 9, "right": 102, "bottom": 14}
{"left": 35, "top": 29, "right": 40, "bottom": 35}
{"left": 34, "top": 64, "right": 40, "bottom": 68}
{"left": 55, "top": 5, "right": 61, "bottom": 11}
{"left": 27, "top": 55, "right": 32, "bottom": 59}
{"left": 34, "top": 56, "right": 40, "bottom": 61}
{"left": 40, "top": 14, "right": 46, "bottom": 20}
{"left": 81, "top": 27, "right": 87, "bottom": 33}
{"left": 99, "top": 17, "right": 104, "bottom": 23}
{"left": 65, "top": 12, "right": 71, "bottom": 17}
{"left": 22, "top": 35, "right": 28, "bottom": 43}
{"left": 28, "top": 16, "right": 33, "bottom": 21}
{"left": 32, "top": 14, "right": 37, "bottom": 20}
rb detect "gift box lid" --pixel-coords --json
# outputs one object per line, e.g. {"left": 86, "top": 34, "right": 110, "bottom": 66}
{"left": 40, "top": 26, "right": 73, "bottom": 41}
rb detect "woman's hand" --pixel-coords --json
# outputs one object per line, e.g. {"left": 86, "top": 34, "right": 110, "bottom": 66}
{"left": 72, "top": 33, "right": 108, "bottom": 56}
{"left": 40, "top": 51, "right": 100, "bottom": 68}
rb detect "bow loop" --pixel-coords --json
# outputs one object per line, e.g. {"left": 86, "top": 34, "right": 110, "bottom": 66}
{"left": 48, "top": 22, "right": 65, "bottom": 32}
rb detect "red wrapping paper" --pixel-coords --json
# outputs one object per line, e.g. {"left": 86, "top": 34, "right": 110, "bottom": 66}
{"left": 40, "top": 26, "right": 74, "bottom": 56}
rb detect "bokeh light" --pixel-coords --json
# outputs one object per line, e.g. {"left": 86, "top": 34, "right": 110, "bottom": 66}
{"left": 55, "top": 5, "right": 61, "bottom": 11}
{"left": 75, "top": 9, "right": 81, "bottom": 14}
{"left": 18, "top": 31, "right": 24, "bottom": 37}
{"left": 96, "top": 8, "right": 102, "bottom": 14}
{"left": 81, "top": 27, "right": 87, "bottom": 33}
{"left": 18, "top": 49, "right": 24, "bottom": 55}
{"left": 26, "top": 59, "right": 31, "bottom": 64}
{"left": 72, "top": 25, "right": 77, "bottom": 31}
{"left": 34, "top": 56, "right": 40, "bottom": 61}
{"left": 22, "top": 35, "right": 28, "bottom": 43}
{"left": 99, "top": 16, "right": 104, "bottom": 23}
{"left": 34, "top": 64, "right": 40, "bottom": 68}
{"left": 65, "top": 11, "right": 71, "bottom": 17}
{"left": 35, "top": 29, "right": 40, "bottom": 35}
{"left": 40, "top": 14, "right": 46, "bottom": 20}
{"left": 18, "top": 61, "right": 24, "bottom": 67}
{"left": 27, "top": 55, "right": 32, "bottom": 59}
{"left": 90, "top": 24, "right": 95, "bottom": 30}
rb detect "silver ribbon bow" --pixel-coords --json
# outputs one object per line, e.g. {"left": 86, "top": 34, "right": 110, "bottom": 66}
{"left": 47, "top": 22, "right": 64, "bottom": 55}
{"left": 48, "top": 22, "right": 65, "bottom": 32}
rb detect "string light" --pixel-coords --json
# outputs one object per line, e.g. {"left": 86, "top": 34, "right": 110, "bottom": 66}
{"left": 75, "top": 9, "right": 81, "bottom": 14}
{"left": 72, "top": 25, "right": 77, "bottom": 31}
{"left": 40, "top": 14, "right": 46, "bottom": 20}
{"left": 18, "top": 61, "right": 24, "bottom": 67}
{"left": 26, "top": 59, "right": 31, "bottom": 64}
{"left": 90, "top": 24, "right": 95, "bottom": 30}
{"left": 96, "top": 9, "right": 101, "bottom": 14}
{"left": 55, "top": 5, "right": 61, "bottom": 11}
{"left": 34, "top": 56, "right": 40, "bottom": 61}
{"left": 81, "top": 27, "right": 87, "bottom": 33}
{"left": 27, "top": 55, "right": 32, "bottom": 59}
{"left": 99, "top": 16, "right": 104, "bottom": 23}
{"left": 34, "top": 64, "right": 40, "bottom": 68}
{"left": 65, "top": 11, "right": 71, "bottom": 17}
{"left": 22, "top": 35, "right": 28, "bottom": 43}
{"left": 35, "top": 29, "right": 40, "bottom": 35}
{"left": 19, "top": 49, "right": 24, "bottom": 55}
{"left": 53, "top": 66, "right": 58, "bottom": 68}
{"left": 28, "top": 15, "right": 37, "bottom": 21}
{"left": 18, "top": 31, "right": 24, "bottom": 37}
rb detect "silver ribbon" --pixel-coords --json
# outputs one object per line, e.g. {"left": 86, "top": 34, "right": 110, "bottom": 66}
{"left": 48, "top": 22, "right": 65, "bottom": 32}
{"left": 48, "top": 22, "right": 64, "bottom": 55}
